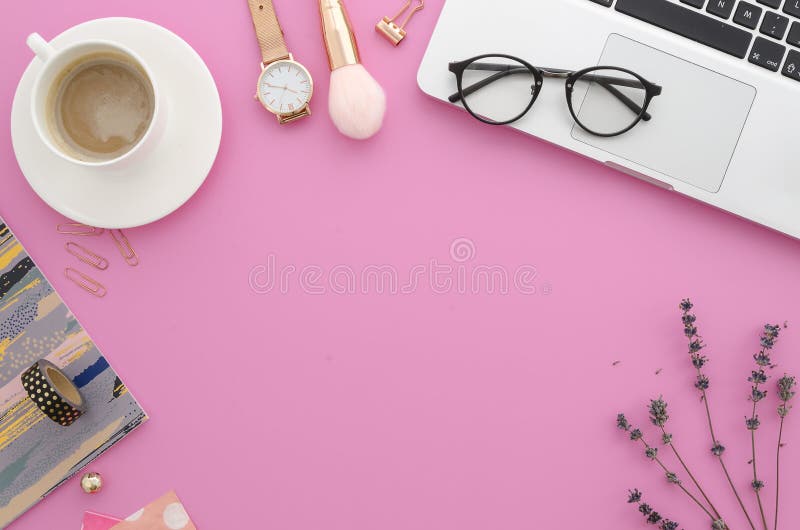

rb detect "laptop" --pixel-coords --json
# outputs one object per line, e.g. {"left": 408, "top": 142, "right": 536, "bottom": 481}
{"left": 418, "top": 0, "right": 800, "bottom": 238}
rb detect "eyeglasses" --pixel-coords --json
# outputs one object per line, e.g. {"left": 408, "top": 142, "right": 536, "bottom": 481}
{"left": 448, "top": 54, "right": 663, "bottom": 137}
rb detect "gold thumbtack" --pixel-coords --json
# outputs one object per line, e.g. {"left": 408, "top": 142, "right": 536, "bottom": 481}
{"left": 376, "top": 0, "right": 424, "bottom": 46}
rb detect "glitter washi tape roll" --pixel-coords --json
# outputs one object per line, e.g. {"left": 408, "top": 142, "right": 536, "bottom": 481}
{"left": 21, "top": 360, "right": 86, "bottom": 426}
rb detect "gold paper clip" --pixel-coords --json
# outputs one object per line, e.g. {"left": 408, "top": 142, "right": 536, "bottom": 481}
{"left": 65, "top": 242, "right": 109, "bottom": 271}
{"left": 57, "top": 223, "right": 105, "bottom": 236}
{"left": 376, "top": 0, "right": 424, "bottom": 46}
{"left": 64, "top": 268, "right": 107, "bottom": 298}
{"left": 109, "top": 229, "right": 139, "bottom": 267}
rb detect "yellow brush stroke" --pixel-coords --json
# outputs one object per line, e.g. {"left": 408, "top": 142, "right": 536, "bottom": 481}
{"left": 0, "top": 242, "right": 23, "bottom": 269}
{"left": 0, "top": 417, "right": 126, "bottom": 527}
{"left": 0, "top": 278, "right": 42, "bottom": 312}
{"left": 0, "top": 400, "right": 45, "bottom": 452}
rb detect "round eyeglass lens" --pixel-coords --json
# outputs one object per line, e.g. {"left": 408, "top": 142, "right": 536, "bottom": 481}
{"left": 460, "top": 56, "right": 537, "bottom": 124}
{"left": 569, "top": 68, "right": 647, "bottom": 136}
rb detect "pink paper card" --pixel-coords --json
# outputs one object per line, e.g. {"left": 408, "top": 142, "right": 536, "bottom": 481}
{"left": 82, "top": 511, "right": 122, "bottom": 530}
{"left": 111, "top": 491, "right": 196, "bottom": 530}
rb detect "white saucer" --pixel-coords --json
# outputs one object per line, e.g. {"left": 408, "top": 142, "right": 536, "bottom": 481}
{"left": 10, "top": 18, "right": 222, "bottom": 228}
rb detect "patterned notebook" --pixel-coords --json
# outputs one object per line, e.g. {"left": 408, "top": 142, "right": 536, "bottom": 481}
{"left": 0, "top": 217, "right": 147, "bottom": 527}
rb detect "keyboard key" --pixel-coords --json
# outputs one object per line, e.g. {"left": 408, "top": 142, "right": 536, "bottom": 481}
{"left": 788, "top": 21, "right": 800, "bottom": 45}
{"left": 749, "top": 36, "right": 787, "bottom": 70}
{"left": 708, "top": 0, "right": 736, "bottom": 18}
{"left": 616, "top": 0, "right": 753, "bottom": 58}
{"left": 734, "top": 2, "right": 763, "bottom": 28}
{"left": 761, "top": 11, "right": 790, "bottom": 38}
{"left": 589, "top": 0, "right": 613, "bottom": 6}
{"left": 783, "top": 49, "right": 800, "bottom": 80}
{"left": 783, "top": 0, "right": 800, "bottom": 17}
{"left": 781, "top": 50, "right": 800, "bottom": 81}
{"left": 681, "top": 0, "right": 706, "bottom": 7}
{"left": 757, "top": 0, "right": 782, "bottom": 8}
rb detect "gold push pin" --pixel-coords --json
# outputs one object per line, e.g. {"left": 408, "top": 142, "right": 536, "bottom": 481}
{"left": 376, "top": 0, "right": 424, "bottom": 46}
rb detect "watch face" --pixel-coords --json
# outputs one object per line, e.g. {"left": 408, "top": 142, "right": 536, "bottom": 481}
{"left": 257, "top": 60, "right": 313, "bottom": 116}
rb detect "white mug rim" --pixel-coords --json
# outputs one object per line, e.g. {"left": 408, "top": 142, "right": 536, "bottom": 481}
{"left": 29, "top": 37, "right": 160, "bottom": 168}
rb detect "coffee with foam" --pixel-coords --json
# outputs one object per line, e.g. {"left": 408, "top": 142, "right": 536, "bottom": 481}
{"left": 47, "top": 52, "right": 154, "bottom": 161}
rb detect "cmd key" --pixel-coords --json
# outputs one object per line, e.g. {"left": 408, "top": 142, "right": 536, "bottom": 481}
{"left": 749, "top": 36, "right": 786, "bottom": 71}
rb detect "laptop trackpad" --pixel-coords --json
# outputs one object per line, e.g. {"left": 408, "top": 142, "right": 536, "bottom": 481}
{"left": 571, "top": 34, "right": 755, "bottom": 193}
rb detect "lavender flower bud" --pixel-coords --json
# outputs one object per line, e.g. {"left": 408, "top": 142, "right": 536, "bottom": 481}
{"left": 754, "top": 351, "right": 772, "bottom": 367}
{"left": 691, "top": 354, "right": 707, "bottom": 369}
{"left": 689, "top": 340, "right": 704, "bottom": 353}
{"left": 749, "top": 370, "right": 768, "bottom": 384}
{"left": 665, "top": 472, "right": 681, "bottom": 484}
{"left": 647, "top": 512, "right": 663, "bottom": 524}
{"left": 630, "top": 429, "right": 643, "bottom": 441}
{"left": 617, "top": 413, "right": 630, "bottom": 431}
{"left": 649, "top": 398, "right": 670, "bottom": 427}
{"left": 695, "top": 375, "right": 710, "bottom": 390}
{"left": 746, "top": 416, "right": 761, "bottom": 430}
{"left": 751, "top": 479, "right": 765, "bottom": 491}
{"left": 778, "top": 375, "right": 797, "bottom": 403}
{"left": 679, "top": 299, "right": 693, "bottom": 312}
{"left": 711, "top": 443, "right": 726, "bottom": 456}
{"left": 750, "top": 387, "right": 767, "bottom": 402}
{"left": 639, "top": 503, "right": 653, "bottom": 516}
{"left": 661, "top": 521, "right": 679, "bottom": 530}
{"left": 627, "top": 489, "right": 642, "bottom": 503}
{"left": 645, "top": 447, "right": 658, "bottom": 459}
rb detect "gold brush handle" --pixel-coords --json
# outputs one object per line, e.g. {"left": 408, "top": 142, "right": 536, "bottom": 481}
{"left": 319, "top": 0, "right": 360, "bottom": 70}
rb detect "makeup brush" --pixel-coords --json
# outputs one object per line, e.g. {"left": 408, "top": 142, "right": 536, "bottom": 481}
{"left": 319, "top": 0, "right": 386, "bottom": 140}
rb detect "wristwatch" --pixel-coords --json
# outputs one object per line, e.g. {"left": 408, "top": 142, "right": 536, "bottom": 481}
{"left": 248, "top": 0, "right": 313, "bottom": 124}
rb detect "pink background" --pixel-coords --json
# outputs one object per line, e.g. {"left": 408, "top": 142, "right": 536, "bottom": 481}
{"left": 2, "top": 1, "right": 800, "bottom": 529}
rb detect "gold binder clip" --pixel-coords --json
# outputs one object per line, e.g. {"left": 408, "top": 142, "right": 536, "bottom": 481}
{"left": 376, "top": 0, "right": 424, "bottom": 46}
{"left": 109, "top": 229, "right": 139, "bottom": 267}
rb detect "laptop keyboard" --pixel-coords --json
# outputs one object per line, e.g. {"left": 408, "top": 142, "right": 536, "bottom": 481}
{"left": 590, "top": 0, "right": 800, "bottom": 82}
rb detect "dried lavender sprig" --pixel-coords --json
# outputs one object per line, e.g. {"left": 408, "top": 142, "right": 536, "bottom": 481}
{"left": 649, "top": 397, "right": 723, "bottom": 522}
{"left": 617, "top": 414, "right": 717, "bottom": 522}
{"left": 627, "top": 489, "right": 681, "bottom": 530}
{"left": 774, "top": 374, "right": 796, "bottom": 530}
{"left": 680, "top": 299, "right": 756, "bottom": 530}
{"left": 747, "top": 323, "right": 782, "bottom": 530}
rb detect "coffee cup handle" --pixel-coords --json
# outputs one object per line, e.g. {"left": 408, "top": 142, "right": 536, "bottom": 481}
{"left": 27, "top": 33, "right": 55, "bottom": 62}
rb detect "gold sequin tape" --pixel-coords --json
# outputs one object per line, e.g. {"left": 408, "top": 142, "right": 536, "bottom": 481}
{"left": 21, "top": 360, "right": 86, "bottom": 426}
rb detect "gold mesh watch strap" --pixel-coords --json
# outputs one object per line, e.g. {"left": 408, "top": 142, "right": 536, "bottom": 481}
{"left": 248, "top": 0, "right": 290, "bottom": 65}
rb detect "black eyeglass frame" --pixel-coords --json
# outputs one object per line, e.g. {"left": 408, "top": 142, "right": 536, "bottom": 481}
{"left": 448, "top": 54, "right": 663, "bottom": 138}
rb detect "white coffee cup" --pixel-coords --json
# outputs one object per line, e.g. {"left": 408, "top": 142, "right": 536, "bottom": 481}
{"left": 27, "top": 32, "right": 164, "bottom": 168}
